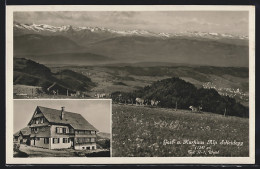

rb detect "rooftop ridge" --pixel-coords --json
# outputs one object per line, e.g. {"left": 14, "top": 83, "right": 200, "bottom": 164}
{"left": 37, "top": 105, "right": 83, "bottom": 115}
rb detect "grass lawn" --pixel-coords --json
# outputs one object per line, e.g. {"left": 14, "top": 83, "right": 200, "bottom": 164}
{"left": 15, "top": 144, "right": 110, "bottom": 157}
{"left": 112, "top": 104, "right": 249, "bottom": 157}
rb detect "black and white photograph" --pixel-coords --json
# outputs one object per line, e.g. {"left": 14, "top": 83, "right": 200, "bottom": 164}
{"left": 6, "top": 5, "right": 255, "bottom": 164}
{"left": 13, "top": 100, "right": 111, "bottom": 157}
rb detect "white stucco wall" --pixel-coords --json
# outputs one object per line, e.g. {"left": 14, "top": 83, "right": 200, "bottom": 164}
{"left": 31, "top": 138, "right": 50, "bottom": 149}
{"left": 49, "top": 124, "right": 71, "bottom": 149}
{"left": 74, "top": 143, "right": 96, "bottom": 150}
{"left": 50, "top": 137, "right": 71, "bottom": 149}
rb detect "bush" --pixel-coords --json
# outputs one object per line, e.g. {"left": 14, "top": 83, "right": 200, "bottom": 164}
{"left": 13, "top": 143, "right": 20, "bottom": 152}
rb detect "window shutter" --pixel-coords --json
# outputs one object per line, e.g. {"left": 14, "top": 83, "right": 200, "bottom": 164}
{"left": 53, "top": 138, "right": 54, "bottom": 144}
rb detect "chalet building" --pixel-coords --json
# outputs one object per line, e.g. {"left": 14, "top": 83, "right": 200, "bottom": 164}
{"left": 13, "top": 126, "right": 31, "bottom": 145}
{"left": 27, "top": 106, "right": 98, "bottom": 150}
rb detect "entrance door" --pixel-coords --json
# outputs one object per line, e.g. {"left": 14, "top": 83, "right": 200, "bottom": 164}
{"left": 70, "top": 138, "right": 74, "bottom": 148}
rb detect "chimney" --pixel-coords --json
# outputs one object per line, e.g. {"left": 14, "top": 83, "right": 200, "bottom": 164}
{"left": 61, "top": 106, "right": 65, "bottom": 120}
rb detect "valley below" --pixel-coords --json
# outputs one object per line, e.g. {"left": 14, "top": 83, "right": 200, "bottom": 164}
{"left": 13, "top": 59, "right": 249, "bottom": 107}
{"left": 47, "top": 63, "right": 249, "bottom": 106}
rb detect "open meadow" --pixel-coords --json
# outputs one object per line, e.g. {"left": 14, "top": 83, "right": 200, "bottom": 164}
{"left": 112, "top": 104, "right": 249, "bottom": 157}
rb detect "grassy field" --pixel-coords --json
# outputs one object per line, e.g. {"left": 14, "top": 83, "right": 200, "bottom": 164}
{"left": 112, "top": 104, "right": 249, "bottom": 157}
{"left": 14, "top": 144, "right": 110, "bottom": 157}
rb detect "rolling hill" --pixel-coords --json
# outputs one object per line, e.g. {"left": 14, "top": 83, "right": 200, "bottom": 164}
{"left": 15, "top": 52, "right": 114, "bottom": 65}
{"left": 85, "top": 36, "right": 248, "bottom": 67}
{"left": 14, "top": 34, "right": 81, "bottom": 54}
{"left": 111, "top": 77, "right": 248, "bottom": 118}
{"left": 14, "top": 58, "right": 96, "bottom": 94}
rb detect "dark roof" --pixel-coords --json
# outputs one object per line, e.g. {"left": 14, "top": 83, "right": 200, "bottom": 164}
{"left": 14, "top": 126, "right": 31, "bottom": 136}
{"left": 37, "top": 106, "right": 98, "bottom": 131}
{"left": 13, "top": 131, "right": 20, "bottom": 137}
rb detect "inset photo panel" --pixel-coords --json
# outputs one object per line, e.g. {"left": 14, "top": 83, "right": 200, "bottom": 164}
{"left": 12, "top": 99, "right": 111, "bottom": 158}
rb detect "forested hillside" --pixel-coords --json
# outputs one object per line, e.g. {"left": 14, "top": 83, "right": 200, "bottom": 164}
{"left": 111, "top": 77, "right": 248, "bottom": 118}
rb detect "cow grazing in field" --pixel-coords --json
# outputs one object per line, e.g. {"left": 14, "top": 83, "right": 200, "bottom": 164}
{"left": 189, "top": 106, "right": 202, "bottom": 112}
{"left": 136, "top": 98, "right": 144, "bottom": 105}
{"left": 151, "top": 100, "right": 160, "bottom": 107}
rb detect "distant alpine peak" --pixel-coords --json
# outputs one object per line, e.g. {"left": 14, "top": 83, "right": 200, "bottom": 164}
{"left": 14, "top": 22, "right": 248, "bottom": 40}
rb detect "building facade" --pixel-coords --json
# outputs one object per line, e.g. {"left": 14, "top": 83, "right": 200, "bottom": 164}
{"left": 13, "top": 126, "right": 31, "bottom": 145}
{"left": 27, "top": 106, "right": 98, "bottom": 150}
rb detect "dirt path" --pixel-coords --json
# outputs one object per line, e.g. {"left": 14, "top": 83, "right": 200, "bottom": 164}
{"left": 19, "top": 144, "right": 76, "bottom": 157}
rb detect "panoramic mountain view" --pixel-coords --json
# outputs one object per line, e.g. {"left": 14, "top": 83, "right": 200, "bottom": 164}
{"left": 14, "top": 21, "right": 248, "bottom": 66}
{"left": 13, "top": 21, "right": 249, "bottom": 106}
{"left": 12, "top": 11, "right": 252, "bottom": 157}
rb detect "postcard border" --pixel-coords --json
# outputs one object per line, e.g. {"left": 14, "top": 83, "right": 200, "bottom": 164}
{"left": 6, "top": 5, "right": 255, "bottom": 164}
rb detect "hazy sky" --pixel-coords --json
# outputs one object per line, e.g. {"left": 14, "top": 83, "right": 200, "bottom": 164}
{"left": 14, "top": 11, "right": 249, "bottom": 36}
{"left": 13, "top": 100, "right": 111, "bottom": 134}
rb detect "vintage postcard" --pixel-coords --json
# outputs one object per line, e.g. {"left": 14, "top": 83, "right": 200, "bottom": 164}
{"left": 6, "top": 5, "right": 255, "bottom": 164}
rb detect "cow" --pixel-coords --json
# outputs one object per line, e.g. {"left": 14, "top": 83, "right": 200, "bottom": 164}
{"left": 189, "top": 106, "right": 202, "bottom": 112}
{"left": 151, "top": 99, "right": 160, "bottom": 107}
{"left": 136, "top": 98, "right": 144, "bottom": 106}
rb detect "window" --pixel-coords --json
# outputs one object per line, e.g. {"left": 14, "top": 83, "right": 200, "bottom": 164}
{"left": 87, "top": 147, "right": 90, "bottom": 150}
{"left": 78, "top": 130, "right": 84, "bottom": 134}
{"left": 75, "top": 137, "right": 92, "bottom": 144}
{"left": 63, "top": 128, "right": 69, "bottom": 133}
{"left": 56, "top": 127, "right": 68, "bottom": 134}
{"left": 63, "top": 138, "right": 68, "bottom": 143}
{"left": 36, "top": 137, "right": 40, "bottom": 141}
{"left": 53, "top": 138, "right": 60, "bottom": 144}
{"left": 92, "top": 146, "right": 95, "bottom": 150}
{"left": 56, "top": 127, "right": 62, "bottom": 134}
{"left": 85, "top": 130, "right": 91, "bottom": 134}
{"left": 40, "top": 118, "right": 45, "bottom": 124}
{"left": 32, "top": 128, "right": 38, "bottom": 133}
{"left": 44, "top": 138, "right": 49, "bottom": 144}
{"left": 91, "top": 131, "right": 96, "bottom": 135}
{"left": 91, "top": 138, "right": 95, "bottom": 142}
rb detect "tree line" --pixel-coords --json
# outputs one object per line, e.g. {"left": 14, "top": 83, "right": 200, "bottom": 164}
{"left": 111, "top": 77, "right": 248, "bottom": 118}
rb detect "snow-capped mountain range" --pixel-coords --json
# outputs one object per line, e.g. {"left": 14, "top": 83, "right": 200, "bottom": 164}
{"left": 13, "top": 22, "right": 249, "bottom": 67}
{"left": 14, "top": 22, "right": 248, "bottom": 40}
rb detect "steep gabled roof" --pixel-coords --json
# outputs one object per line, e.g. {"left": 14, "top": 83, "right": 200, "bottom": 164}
{"left": 14, "top": 126, "right": 31, "bottom": 136}
{"left": 20, "top": 126, "right": 31, "bottom": 136}
{"left": 36, "top": 106, "right": 98, "bottom": 131}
